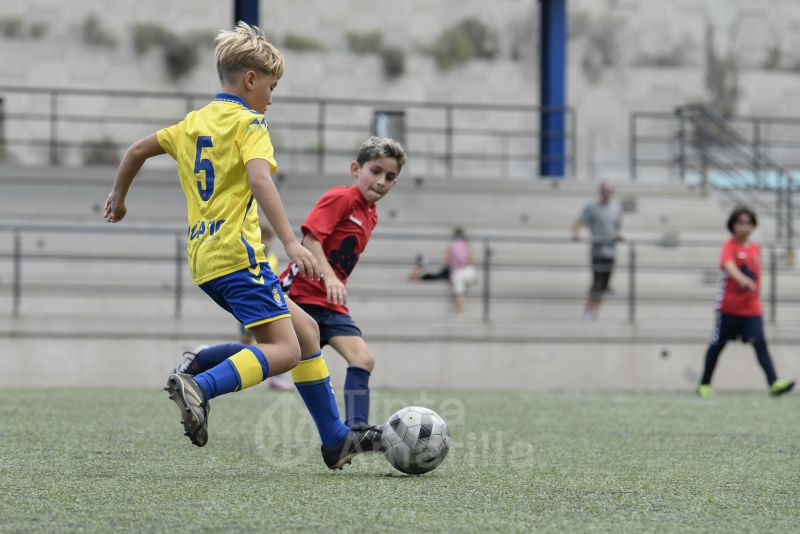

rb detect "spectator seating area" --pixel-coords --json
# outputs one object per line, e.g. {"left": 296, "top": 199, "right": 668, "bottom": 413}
{"left": 1, "top": 165, "right": 798, "bottom": 389}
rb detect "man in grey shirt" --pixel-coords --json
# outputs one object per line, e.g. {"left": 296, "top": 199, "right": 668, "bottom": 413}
{"left": 572, "top": 181, "right": 623, "bottom": 320}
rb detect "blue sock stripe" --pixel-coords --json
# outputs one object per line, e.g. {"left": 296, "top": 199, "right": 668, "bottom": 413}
{"left": 294, "top": 377, "right": 331, "bottom": 388}
{"left": 246, "top": 345, "right": 270, "bottom": 378}
{"left": 301, "top": 351, "right": 323, "bottom": 361}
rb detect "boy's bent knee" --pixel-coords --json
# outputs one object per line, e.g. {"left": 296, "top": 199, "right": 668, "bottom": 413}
{"left": 293, "top": 315, "right": 321, "bottom": 355}
{"left": 273, "top": 335, "right": 301, "bottom": 368}
{"left": 287, "top": 349, "right": 301, "bottom": 369}
{"left": 297, "top": 314, "right": 320, "bottom": 341}
{"left": 352, "top": 350, "right": 375, "bottom": 372}
{"left": 288, "top": 338, "right": 302, "bottom": 363}
{"left": 278, "top": 340, "right": 301, "bottom": 370}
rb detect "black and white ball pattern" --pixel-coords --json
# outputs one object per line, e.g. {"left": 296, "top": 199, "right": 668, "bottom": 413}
{"left": 381, "top": 406, "right": 450, "bottom": 475}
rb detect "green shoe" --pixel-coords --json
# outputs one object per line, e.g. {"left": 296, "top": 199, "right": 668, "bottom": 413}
{"left": 696, "top": 385, "right": 714, "bottom": 399}
{"left": 769, "top": 379, "right": 795, "bottom": 397}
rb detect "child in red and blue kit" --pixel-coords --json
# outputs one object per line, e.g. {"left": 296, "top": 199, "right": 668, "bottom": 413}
{"left": 281, "top": 137, "right": 407, "bottom": 427}
{"left": 698, "top": 207, "right": 794, "bottom": 398}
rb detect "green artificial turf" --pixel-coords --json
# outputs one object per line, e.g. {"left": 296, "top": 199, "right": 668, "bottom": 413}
{"left": 0, "top": 388, "right": 798, "bottom": 532}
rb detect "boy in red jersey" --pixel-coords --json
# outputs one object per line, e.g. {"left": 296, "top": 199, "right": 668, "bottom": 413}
{"left": 697, "top": 207, "right": 794, "bottom": 398}
{"left": 281, "top": 137, "right": 407, "bottom": 427}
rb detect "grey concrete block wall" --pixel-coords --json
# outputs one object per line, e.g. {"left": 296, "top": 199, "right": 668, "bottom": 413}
{"left": 2, "top": 336, "right": 798, "bottom": 392}
{"left": 3, "top": 166, "right": 797, "bottom": 394}
{"left": 3, "top": 0, "right": 800, "bottom": 178}
{"left": 3, "top": 1, "right": 799, "bottom": 389}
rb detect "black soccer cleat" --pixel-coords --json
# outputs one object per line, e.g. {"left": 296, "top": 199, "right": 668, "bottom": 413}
{"left": 321, "top": 424, "right": 384, "bottom": 470}
{"left": 164, "top": 373, "right": 209, "bottom": 447}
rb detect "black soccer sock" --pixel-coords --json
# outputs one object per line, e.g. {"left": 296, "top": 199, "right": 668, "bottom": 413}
{"left": 700, "top": 342, "right": 725, "bottom": 385}
{"left": 753, "top": 339, "right": 778, "bottom": 385}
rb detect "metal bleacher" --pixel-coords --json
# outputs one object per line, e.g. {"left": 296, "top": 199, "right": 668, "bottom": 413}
{"left": 4, "top": 164, "right": 800, "bottom": 343}
{"left": 3, "top": 92, "right": 800, "bottom": 388}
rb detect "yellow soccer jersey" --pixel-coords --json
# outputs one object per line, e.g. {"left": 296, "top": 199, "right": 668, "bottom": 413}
{"left": 157, "top": 93, "right": 278, "bottom": 285}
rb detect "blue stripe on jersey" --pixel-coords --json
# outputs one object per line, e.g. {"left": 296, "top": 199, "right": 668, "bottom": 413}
{"left": 214, "top": 92, "right": 259, "bottom": 114}
{"left": 240, "top": 195, "right": 257, "bottom": 268}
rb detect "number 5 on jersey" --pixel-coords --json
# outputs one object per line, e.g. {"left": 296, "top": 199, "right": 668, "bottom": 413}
{"left": 194, "top": 136, "right": 215, "bottom": 201}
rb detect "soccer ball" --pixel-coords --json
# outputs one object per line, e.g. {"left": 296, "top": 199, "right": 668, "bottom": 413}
{"left": 381, "top": 406, "right": 450, "bottom": 475}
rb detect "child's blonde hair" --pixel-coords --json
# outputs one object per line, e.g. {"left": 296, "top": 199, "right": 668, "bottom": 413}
{"left": 214, "top": 21, "right": 285, "bottom": 83}
{"left": 356, "top": 137, "right": 407, "bottom": 171}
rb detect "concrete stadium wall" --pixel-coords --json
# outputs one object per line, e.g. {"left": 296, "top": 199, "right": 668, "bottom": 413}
{"left": 2, "top": 336, "right": 798, "bottom": 392}
{"left": 2, "top": 166, "right": 798, "bottom": 390}
{"left": 3, "top": 1, "right": 800, "bottom": 389}
{"left": 2, "top": 1, "right": 800, "bottom": 177}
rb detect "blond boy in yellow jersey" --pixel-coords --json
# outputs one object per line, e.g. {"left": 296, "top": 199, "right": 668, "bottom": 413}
{"left": 242, "top": 224, "right": 292, "bottom": 390}
{"left": 105, "top": 22, "right": 382, "bottom": 469}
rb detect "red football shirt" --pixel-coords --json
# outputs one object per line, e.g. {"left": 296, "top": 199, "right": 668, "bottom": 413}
{"left": 281, "top": 186, "right": 377, "bottom": 314}
{"left": 717, "top": 238, "right": 761, "bottom": 316}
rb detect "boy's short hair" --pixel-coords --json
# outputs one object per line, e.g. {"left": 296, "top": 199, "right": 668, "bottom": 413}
{"left": 727, "top": 206, "right": 757, "bottom": 233}
{"left": 214, "top": 21, "right": 285, "bottom": 84}
{"left": 356, "top": 136, "right": 407, "bottom": 171}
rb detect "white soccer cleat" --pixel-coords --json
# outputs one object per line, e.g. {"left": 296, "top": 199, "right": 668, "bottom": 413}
{"left": 173, "top": 345, "right": 209, "bottom": 375}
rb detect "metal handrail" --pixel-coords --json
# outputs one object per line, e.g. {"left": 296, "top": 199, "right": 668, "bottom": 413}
{"left": 676, "top": 105, "right": 796, "bottom": 256}
{"left": 630, "top": 110, "right": 800, "bottom": 176}
{"left": 683, "top": 105, "right": 788, "bottom": 169}
{"left": 3, "top": 224, "right": 798, "bottom": 328}
{"left": 630, "top": 107, "right": 798, "bottom": 257}
{"left": 683, "top": 125, "right": 773, "bottom": 212}
{"left": 0, "top": 85, "right": 577, "bottom": 178}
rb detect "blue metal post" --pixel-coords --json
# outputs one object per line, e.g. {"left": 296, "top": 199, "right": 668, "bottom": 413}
{"left": 539, "top": 0, "right": 567, "bottom": 178}
{"left": 235, "top": 0, "right": 259, "bottom": 26}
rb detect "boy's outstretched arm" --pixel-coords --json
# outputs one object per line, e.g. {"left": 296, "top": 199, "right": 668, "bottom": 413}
{"left": 245, "top": 159, "right": 321, "bottom": 281}
{"left": 105, "top": 134, "right": 165, "bottom": 223}
{"left": 303, "top": 234, "right": 347, "bottom": 306}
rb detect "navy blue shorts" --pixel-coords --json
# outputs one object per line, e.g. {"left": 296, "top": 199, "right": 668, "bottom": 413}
{"left": 200, "top": 261, "right": 290, "bottom": 329}
{"left": 298, "top": 303, "right": 362, "bottom": 346}
{"left": 591, "top": 257, "right": 614, "bottom": 295}
{"left": 710, "top": 311, "right": 765, "bottom": 344}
